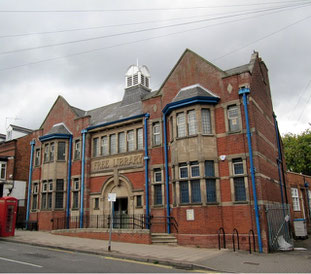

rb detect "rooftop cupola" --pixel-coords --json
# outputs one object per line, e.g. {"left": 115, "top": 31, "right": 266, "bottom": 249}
{"left": 125, "top": 64, "right": 151, "bottom": 89}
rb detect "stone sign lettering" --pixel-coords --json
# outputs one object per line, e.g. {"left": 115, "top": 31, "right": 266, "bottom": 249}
{"left": 91, "top": 154, "right": 143, "bottom": 172}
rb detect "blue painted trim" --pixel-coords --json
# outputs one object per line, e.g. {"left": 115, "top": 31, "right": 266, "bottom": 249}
{"left": 162, "top": 96, "right": 219, "bottom": 115}
{"left": 294, "top": 218, "right": 306, "bottom": 221}
{"left": 144, "top": 113, "right": 150, "bottom": 229}
{"left": 26, "top": 139, "right": 35, "bottom": 229}
{"left": 239, "top": 88, "right": 263, "bottom": 253}
{"left": 66, "top": 136, "right": 73, "bottom": 228}
{"left": 39, "top": 133, "right": 71, "bottom": 142}
{"left": 86, "top": 114, "right": 146, "bottom": 131}
{"left": 80, "top": 129, "right": 87, "bottom": 228}
{"left": 163, "top": 113, "right": 171, "bottom": 234}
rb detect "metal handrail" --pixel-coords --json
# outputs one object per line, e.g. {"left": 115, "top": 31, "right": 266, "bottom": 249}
{"left": 218, "top": 227, "right": 226, "bottom": 250}
{"left": 149, "top": 215, "right": 178, "bottom": 233}
{"left": 248, "top": 229, "right": 256, "bottom": 254}
{"left": 232, "top": 228, "right": 240, "bottom": 252}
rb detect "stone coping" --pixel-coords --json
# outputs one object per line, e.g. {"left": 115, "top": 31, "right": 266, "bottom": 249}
{"left": 51, "top": 228, "right": 150, "bottom": 234}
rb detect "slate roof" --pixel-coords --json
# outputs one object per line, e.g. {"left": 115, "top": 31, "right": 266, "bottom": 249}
{"left": 46, "top": 123, "right": 72, "bottom": 135}
{"left": 172, "top": 84, "right": 219, "bottom": 102}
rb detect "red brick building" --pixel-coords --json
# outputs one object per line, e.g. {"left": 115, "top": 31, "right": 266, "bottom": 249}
{"left": 26, "top": 49, "right": 290, "bottom": 252}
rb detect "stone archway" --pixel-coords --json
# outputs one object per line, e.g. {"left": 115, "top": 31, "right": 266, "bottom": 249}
{"left": 101, "top": 175, "right": 134, "bottom": 216}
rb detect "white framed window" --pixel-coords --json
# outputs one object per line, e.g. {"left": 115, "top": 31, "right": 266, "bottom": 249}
{"left": 177, "top": 112, "right": 186, "bottom": 137}
{"left": 233, "top": 158, "right": 244, "bottom": 175}
{"left": 57, "top": 141, "right": 66, "bottom": 161}
{"left": 0, "top": 161, "right": 7, "bottom": 180}
{"left": 44, "top": 144, "right": 49, "bottom": 163}
{"left": 187, "top": 110, "right": 197, "bottom": 135}
{"left": 92, "top": 138, "right": 99, "bottom": 157}
{"left": 137, "top": 128, "right": 143, "bottom": 150}
{"left": 227, "top": 105, "right": 240, "bottom": 132}
{"left": 127, "top": 130, "right": 135, "bottom": 151}
{"left": 118, "top": 132, "right": 126, "bottom": 153}
{"left": 35, "top": 148, "right": 41, "bottom": 166}
{"left": 190, "top": 161, "right": 200, "bottom": 177}
{"left": 154, "top": 168, "right": 162, "bottom": 182}
{"left": 50, "top": 142, "right": 55, "bottom": 161}
{"left": 179, "top": 163, "right": 188, "bottom": 179}
{"left": 202, "top": 109, "right": 212, "bottom": 134}
{"left": 153, "top": 122, "right": 161, "bottom": 145}
{"left": 291, "top": 188, "right": 300, "bottom": 211}
{"left": 74, "top": 140, "right": 81, "bottom": 160}
{"left": 49, "top": 181, "right": 53, "bottom": 191}
{"left": 42, "top": 182, "right": 48, "bottom": 192}
{"left": 232, "top": 158, "right": 246, "bottom": 201}
{"left": 72, "top": 178, "right": 80, "bottom": 209}
{"left": 33, "top": 183, "right": 38, "bottom": 194}
{"left": 101, "top": 136, "right": 108, "bottom": 156}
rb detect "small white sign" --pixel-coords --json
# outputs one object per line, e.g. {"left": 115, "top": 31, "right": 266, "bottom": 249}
{"left": 108, "top": 193, "right": 116, "bottom": 202}
{"left": 186, "top": 209, "right": 194, "bottom": 221}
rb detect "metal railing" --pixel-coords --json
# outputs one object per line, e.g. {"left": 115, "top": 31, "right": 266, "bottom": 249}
{"left": 218, "top": 227, "right": 226, "bottom": 250}
{"left": 149, "top": 215, "right": 178, "bottom": 233}
{"left": 248, "top": 229, "right": 256, "bottom": 254}
{"left": 52, "top": 214, "right": 149, "bottom": 230}
{"left": 232, "top": 228, "right": 240, "bottom": 252}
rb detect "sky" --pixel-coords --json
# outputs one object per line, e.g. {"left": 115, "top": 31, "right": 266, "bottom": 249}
{"left": 0, "top": 0, "right": 310, "bottom": 136}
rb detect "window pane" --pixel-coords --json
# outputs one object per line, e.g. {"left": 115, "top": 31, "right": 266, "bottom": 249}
{"left": 110, "top": 134, "right": 117, "bottom": 154}
{"left": 180, "top": 182, "right": 189, "bottom": 203}
{"left": 191, "top": 180, "right": 201, "bottom": 203}
{"left": 0, "top": 162, "right": 6, "bottom": 179}
{"left": 205, "top": 161, "right": 215, "bottom": 177}
{"left": 74, "top": 140, "right": 81, "bottom": 159}
{"left": 101, "top": 136, "right": 108, "bottom": 156}
{"left": 118, "top": 132, "right": 126, "bottom": 153}
{"left": 93, "top": 138, "right": 98, "bottom": 157}
{"left": 202, "top": 109, "right": 212, "bottom": 134}
{"left": 291, "top": 188, "right": 300, "bottom": 211}
{"left": 44, "top": 144, "right": 49, "bottom": 162}
{"left": 154, "top": 169, "right": 162, "bottom": 182}
{"left": 206, "top": 179, "right": 216, "bottom": 202}
{"left": 234, "top": 177, "right": 246, "bottom": 201}
{"left": 233, "top": 158, "right": 244, "bottom": 175}
{"left": 188, "top": 110, "right": 197, "bottom": 135}
{"left": 153, "top": 122, "right": 161, "bottom": 145}
{"left": 35, "top": 149, "right": 40, "bottom": 166}
{"left": 55, "top": 192, "right": 63, "bottom": 209}
{"left": 47, "top": 193, "right": 52, "bottom": 209}
{"left": 56, "top": 179, "right": 64, "bottom": 191}
{"left": 41, "top": 193, "right": 47, "bottom": 209}
{"left": 73, "top": 192, "right": 79, "bottom": 209}
{"left": 50, "top": 143, "right": 55, "bottom": 161}
{"left": 57, "top": 142, "right": 66, "bottom": 160}
{"left": 228, "top": 105, "right": 240, "bottom": 132}
{"left": 127, "top": 130, "right": 135, "bottom": 151}
{"left": 177, "top": 113, "right": 186, "bottom": 137}
{"left": 137, "top": 128, "right": 143, "bottom": 150}
{"left": 179, "top": 165, "right": 188, "bottom": 179}
{"left": 190, "top": 162, "right": 200, "bottom": 177}
{"left": 154, "top": 184, "right": 162, "bottom": 205}
{"left": 32, "top": 195, "right": 37, "bottom": 210}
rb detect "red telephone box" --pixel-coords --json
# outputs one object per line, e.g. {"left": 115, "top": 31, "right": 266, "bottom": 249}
{"left": 0, "top": 197, "right": 18, "bottom": 237}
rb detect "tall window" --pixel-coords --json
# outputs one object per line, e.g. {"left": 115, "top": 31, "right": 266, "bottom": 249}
{"left": 187, "top": 110, "right": 197, "bottom": 135}
{"left": 35, "top": 149, "right": 41, "bottom": 166}
{"left": 44, "top": 144, "right": 49, "bottom": 163}
{"left": 110, "top": 134, "right": 117, "bottom": 154}
{"left": 153, "top": 122, "right": 161, "bottom": 145}
{"left": 101, "top": 136, "right": 108, "bottom": 156}
{"left": 55, "top": 179, "right": 64, "bottom": 209}
{"left": 127, "top": 130, "right": 135, "bottom": 151}
{"left": 228, "top": 105, "right": 240, "bottom": 132}
{"left": 74, "top": 140, "right": 81, "bottom": 160}
{"left": 177, "top": 112, "right": 186, "bottom": 137}
{"left": 180, "top": 181, "right": 189, "bottom": 203}
{"left": 32, "top": 183, "right": 38, "bottom": 210}
{"left": 118, "top": 132, "right": 126, "bottom": 153}
{"left": 154, "top": 184, "right": 162, "bottom": 205}
{"left": 233, "top": 158, "right": 246, "bottom": 201}
{"left": 0, "top": 161, "right": 6, "bottom": 180}
{"left": 72, "top": 178, "right": 80, "bottom": 209}
{"left": 92, "top": 138, "right": 99, "bottom": 157}
{"left": 47, "top": 180, "right": 53, "bottom": 209}
{"left": 41, "top": 181, "right": 48, "bottom": 209}
{"left": 137, "top": 128, "right": 143, "bottom": 150}
{"left": 50, "top": 142, "right": 55, "bottom": 162}
{"left": 57, "top": 142, "right": 66, "bottom": 160}
{"left": 202, "top": 109, "right": 212, "bottom": 134}
{"left": 291, "top": 188, "right": 300, "bottom": 211}
{"left": 205, "top": 160, "right": 216, "bottom": 202}
{"left": 191, "top": 180, "right": 201, "bottom": 203}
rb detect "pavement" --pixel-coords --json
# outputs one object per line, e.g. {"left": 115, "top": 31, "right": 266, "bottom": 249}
{"left": 1, "top": 230, "right": 311, "bottom": 273}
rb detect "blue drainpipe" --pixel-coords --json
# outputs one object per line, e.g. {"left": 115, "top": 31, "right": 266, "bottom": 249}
{"left": 239, "top": 87, "right": 263, "bottom": 253}
{"left": 163, "top": 113, "right": 171, "bottom": 234}
{"left": 80, "top": 129, "right": 87, "bottom": 228}
{"left": 66, "top": 135, "right": 73, "bottom": 228}
{"left": 26, "top": 139, "right": 35, "bottom": 230}
{"left": 144, "top": 114, "right": 150, "bottom": 228}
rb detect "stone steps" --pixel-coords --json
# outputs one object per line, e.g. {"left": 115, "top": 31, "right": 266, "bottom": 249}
{"left": 151, "top": 233, "right": 177, "bottom": 245}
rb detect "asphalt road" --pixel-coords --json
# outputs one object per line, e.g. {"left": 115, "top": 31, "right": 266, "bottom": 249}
{"left": 0, "top": 241, "right": 191, "bottom": 273}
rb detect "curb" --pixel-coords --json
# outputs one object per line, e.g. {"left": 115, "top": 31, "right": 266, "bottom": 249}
{"left": 0, "top": 238, "right": 224, "bottom": 272}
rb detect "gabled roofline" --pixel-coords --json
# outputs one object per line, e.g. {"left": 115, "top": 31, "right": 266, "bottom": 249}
{"left": 156, "top": 49, "right": 224, "bottom": 96}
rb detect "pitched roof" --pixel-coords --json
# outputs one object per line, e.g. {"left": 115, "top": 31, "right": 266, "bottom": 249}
{"left": 46, "top": 123, "right": 72, "bottom": 135}
{"left": 172, "top": 84, "right": 219, "bottom": 102}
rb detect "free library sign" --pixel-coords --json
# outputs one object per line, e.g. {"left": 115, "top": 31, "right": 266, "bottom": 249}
{"left": 91, "top": 153, "right": 144, "bottom": 172}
